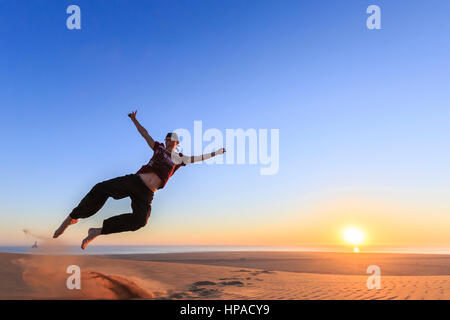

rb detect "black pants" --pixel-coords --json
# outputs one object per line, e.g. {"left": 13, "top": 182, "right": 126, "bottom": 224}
{"left": 69, "top": 174, "right": 154, "bottom": 235}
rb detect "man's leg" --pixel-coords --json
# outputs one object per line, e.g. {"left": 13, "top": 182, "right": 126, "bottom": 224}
{"left": 81, "top": 195, "right": 152, "bottom": 249}
{"left": 69, "top": 175, "right": 135, "bottom": 219}
{"left": 100, "top": 194, "right": 152, "bottom": 235}
{"left": 54, "top": 175, "right": 135, "bottom": 238}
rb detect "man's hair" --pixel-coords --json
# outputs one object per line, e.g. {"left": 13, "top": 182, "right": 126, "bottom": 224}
{"left": 165, "top": 132, "right": 179, "bottom": 142}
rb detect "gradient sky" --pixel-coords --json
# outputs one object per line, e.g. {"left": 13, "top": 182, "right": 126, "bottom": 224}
{"left": 1, "top": 0, "right": 449, "bottom": 249}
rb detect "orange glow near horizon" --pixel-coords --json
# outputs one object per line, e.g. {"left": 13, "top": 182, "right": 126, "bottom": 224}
{"left": 3, "top": 189, "right": 450, "bottom": 254}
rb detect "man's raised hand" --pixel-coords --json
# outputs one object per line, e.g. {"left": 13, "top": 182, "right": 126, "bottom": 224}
{"left": 128, "top": 110, "right": 138, "bottom": 120}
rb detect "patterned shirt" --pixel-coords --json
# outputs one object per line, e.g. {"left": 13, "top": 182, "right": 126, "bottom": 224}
{"left": 136, "top": 141, "right": 186, "bottom": 189}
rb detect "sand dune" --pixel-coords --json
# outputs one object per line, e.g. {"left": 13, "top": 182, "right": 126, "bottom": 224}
{"left": 1, "top": 251, "right": 449, "bottom": 300}
{"left": 104, "top": 251, "right": 450, "bottom": 276}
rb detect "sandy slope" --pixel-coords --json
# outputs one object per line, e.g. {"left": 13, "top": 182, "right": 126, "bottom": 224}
{"left": 1, "top": 252, "right": 449, "bottom": 300}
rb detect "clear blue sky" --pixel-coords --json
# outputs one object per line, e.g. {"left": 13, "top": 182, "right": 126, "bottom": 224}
{"left": 1, "top": 0, "right": 449, "bottom": 246}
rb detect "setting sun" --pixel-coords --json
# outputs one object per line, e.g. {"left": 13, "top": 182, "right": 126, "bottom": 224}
{"left": 343, "top": 227, "right": 365, "bottom": 245}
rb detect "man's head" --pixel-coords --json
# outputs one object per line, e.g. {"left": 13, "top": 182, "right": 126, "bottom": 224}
{"left": 165, "top": 132, "right": 179, "bottom": 151}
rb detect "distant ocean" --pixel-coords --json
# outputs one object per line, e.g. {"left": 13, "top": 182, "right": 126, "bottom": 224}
{"left": 0, "top": 245, "right": 337, "bottom": 255}
{"left": 1, "top": 245, "right": 450, "bottom": 255}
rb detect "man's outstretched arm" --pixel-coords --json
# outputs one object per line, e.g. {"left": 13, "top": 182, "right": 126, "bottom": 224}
{"left": 182, "top": 148, "right": 226, "bottom": 164}
{"left": 128, "top": 110, "right": 155, "bottom": 150}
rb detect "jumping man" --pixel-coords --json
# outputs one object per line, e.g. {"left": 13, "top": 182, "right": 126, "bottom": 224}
{"left": 53, "top": 110, "right": 225, "bottom": 249}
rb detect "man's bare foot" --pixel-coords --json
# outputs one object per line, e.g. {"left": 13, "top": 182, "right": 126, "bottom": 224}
{"left": 53, "top": 216, "right": 78, "bottom": 238}
{"left": 81, "top": 228, "right": 102, "bottom": 250}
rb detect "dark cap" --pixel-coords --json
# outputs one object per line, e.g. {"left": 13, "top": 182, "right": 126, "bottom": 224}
{"left": 165, "top": 132, "right": 179, "bottom": 142}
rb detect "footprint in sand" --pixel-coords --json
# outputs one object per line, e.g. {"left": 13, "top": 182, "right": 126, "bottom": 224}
{"left": 186, "top": 281, "right": 225, "bottom": 298}
{"left": 167, "top": 292, "right": 188, "bottom": 299}
{"left": 219, "top": 280, "right": 244, "bottom": 286}
{"left": 192, "top": 281, "right": 217, "bottom": 286}
{"left": 190, "top": 287, "right": 220, "bottom": 297}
